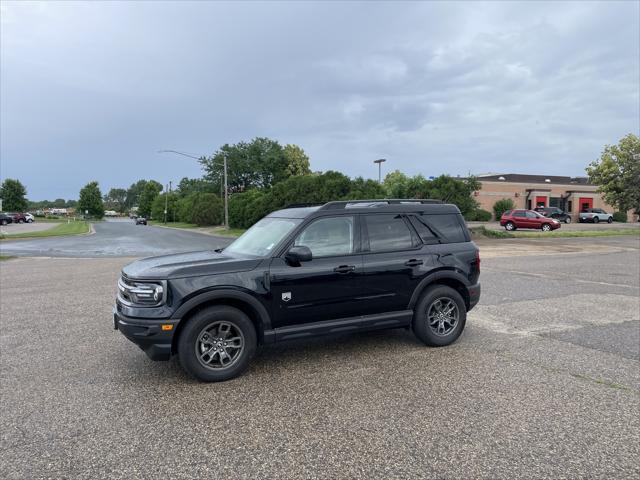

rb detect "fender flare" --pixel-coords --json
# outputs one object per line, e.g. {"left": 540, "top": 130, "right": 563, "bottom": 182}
{"left": 408, "top": 269, "right": 471, "bottom": 309}
{"left": 171, "top": 288, "right": 272, "bottom": 332}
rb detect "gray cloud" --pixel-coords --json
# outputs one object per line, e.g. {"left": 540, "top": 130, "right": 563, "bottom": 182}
{"left": 1, "top": 1, "right": 638, "bottom": 199}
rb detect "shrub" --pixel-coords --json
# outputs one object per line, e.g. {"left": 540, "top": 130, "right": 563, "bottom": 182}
{"left": 190, "top": 193, "right": 223, "bottom": 226}
{"left": 612, "top": 211, "right": 627, "bottom": 223}
{"left": 493, "top": 198, "right": 515, "bottom": 219}
{"left": 464, "top": 209, "right": 492, "bottom": 222}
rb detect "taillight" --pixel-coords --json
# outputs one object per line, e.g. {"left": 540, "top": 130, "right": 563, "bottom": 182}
{"left": 473, "top": 250, "right": 481, "bottom": 274}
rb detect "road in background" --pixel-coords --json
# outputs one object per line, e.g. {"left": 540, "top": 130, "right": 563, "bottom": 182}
{"left": 0, "top": 218, "right": 232, "bottom": 257}
{"left": 0, "top": 235, "right": 638, "bottom": 478}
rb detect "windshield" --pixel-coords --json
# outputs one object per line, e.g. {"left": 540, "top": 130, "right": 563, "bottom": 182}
{"left": 224, "top": 217, "right": 302, "bottom": 257}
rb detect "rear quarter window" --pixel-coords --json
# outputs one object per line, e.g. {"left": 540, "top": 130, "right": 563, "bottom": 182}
{"left": 410, "top": 214, "right": 467, "bottom": 244}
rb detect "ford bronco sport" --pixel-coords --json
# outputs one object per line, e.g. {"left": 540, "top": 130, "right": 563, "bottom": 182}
{"left": 114, "top": 199, "right": 481, "bottom": 382}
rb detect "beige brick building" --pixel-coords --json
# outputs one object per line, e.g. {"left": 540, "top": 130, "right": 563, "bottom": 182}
{"left": 474, "top": 174, "right": 635, "bottom": 221}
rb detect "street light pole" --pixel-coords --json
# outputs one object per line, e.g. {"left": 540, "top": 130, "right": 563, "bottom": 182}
{"left": 374, "top": 158, "right": 386, "bottom": 184}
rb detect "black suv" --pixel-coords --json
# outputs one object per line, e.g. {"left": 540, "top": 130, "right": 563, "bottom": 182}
{"left": 113, "top": 199, "right": 481, "bottom": 382}
{"left": 534, "top": 207, "right": 572, "bottom": 224}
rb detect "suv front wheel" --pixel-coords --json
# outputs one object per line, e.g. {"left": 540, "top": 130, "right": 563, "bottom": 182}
{"left": 178, "top": 305, "right": 257, "bottom": 382}
{"left": 412, "top": 285, "right": 467, "bottom": 347}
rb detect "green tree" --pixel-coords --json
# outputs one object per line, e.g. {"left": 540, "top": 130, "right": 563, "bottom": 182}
{"left": 104, "top": 188, "right": 127, "bottom": 212}
{"left": 201, "top": 138, "right": 301, "bottom": 192}
{"left": 151, "top": 192, "right": 179, "bottom": 222}
{"left": 125, "top": 180, "right": 162, "bottom": 211}
{"left": 78, "top": 181, "right": 105, "bottom": 218}
{"left": 0, "top": 178, "right": 28, "bottom": 211}
{"left": 138, "top": 181, "right": 163, "bottom": 218}
{"left": 176, "top": 177, "right": 218, "bottom": 197}
{"left": 493, "top": 198, "right": 515, "bottom": 219}
{"left": 587, "top": 133, "right": 640, "bottom": 214}
{"left": 190, "top": 193, "right": 223, "bottom": 226}
{"left": 283, "top": 144, "right": 312, "bottom": 177}
{"left": 429, "top": 175, "right": 480, "bottom": 215}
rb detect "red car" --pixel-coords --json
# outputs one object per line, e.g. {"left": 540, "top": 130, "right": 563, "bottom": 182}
{"left": 500, "top": 209, "right": 561, "bottom": 232}
{"left": 7, "top": 212, "right": 27, "bottom": 224}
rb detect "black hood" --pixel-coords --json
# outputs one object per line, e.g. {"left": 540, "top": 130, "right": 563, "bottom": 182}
{"left": 122, "top": 250, "right": 261, "bottom": 280}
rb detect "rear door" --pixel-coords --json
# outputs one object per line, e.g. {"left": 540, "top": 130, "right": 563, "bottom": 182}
{"left": 512, "top": 210, "right": 527, "bottom": 227}
{"left": 358, "top": 213, "right": 428, "bottom": 315}
{"left": 268, "top": 215, "right": 364, "bottom": 328}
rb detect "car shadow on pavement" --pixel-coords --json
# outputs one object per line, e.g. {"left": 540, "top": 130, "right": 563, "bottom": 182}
{"left": 115, "top": 327, "right": 430, "bottom": 385}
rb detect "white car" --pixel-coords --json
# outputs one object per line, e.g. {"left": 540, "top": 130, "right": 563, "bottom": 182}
{"left": 25, "top": 213, "right": 35, "bottom": 223}
{"left": 579, "top": 208, "right": 613, "bottom": 223}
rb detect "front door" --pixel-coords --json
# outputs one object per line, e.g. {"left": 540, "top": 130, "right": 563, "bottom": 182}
{"left": 269, "top": 215, "right": 364, "bottom": 328}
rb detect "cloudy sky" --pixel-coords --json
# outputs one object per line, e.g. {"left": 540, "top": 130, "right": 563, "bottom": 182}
{"left": 1, "top": 1, "right": 638, "bottom": 200}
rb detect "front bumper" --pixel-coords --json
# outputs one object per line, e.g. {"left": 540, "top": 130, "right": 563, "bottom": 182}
{"left": 113, "top": 307, "right": 179, "bottom": 361}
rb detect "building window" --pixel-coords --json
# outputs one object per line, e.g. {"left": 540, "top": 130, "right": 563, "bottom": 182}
{"left": 550, "top": 197, "right": 561, "bottom": 208}
{"left": 567, "top": 201, "right": 572, "bottom": 212}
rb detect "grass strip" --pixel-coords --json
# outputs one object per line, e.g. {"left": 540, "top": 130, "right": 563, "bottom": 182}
{"left": 469, "top": 226, "right": 640, "bottom": 239}
{"left": 0, "top": 221, "right": 90, "bottom": 240}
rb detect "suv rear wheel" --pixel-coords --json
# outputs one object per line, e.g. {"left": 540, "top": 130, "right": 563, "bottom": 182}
{"left": 412, "top": 285, "right": 466, "bottom": 347}
{"left": 178, "top": 306, "right": 257, "bottom": 382}
{"left": 505, "top": 221, "right": 516, "bottom": 231}
{"left": 593, "top": 216, "right": 600, "bottom": 223}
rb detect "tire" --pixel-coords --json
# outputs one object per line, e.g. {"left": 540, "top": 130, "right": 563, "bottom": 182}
{"left": 607, "top": 217, "right": 613, "bottom": 224}
{"left": 593, "top": 216, "right": 599, "bottom": 223}
{"left": 565, "top": 217, "right": 571, "bottom": 224}
{"left": 505, "top": 221, "right": 516, "bottom": 231}
{"left": 18, "top": 219, "right": 24, "bottom": 224}
{"left": 178, "top": 305, "right": 257, "bottom": 382}
{"left": 27, "top": 219, "right": 34, "bottom": 223}
{"left": 541, "top": 223, "right": 552, "bottom": 232}
{"left": 0, "top": 220, "right": 6, "bottom": 226}
{"left": 412, "top": 285, "right": 467, "bottom": 347}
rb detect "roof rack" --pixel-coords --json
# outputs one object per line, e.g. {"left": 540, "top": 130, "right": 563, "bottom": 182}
{"left": 319, "top": 199, "right": 442, "bottom": 210}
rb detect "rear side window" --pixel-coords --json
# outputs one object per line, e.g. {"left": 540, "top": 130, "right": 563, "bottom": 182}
{"left": 513, "top": 211, "right": 526, "bottom": 217}
{"left": 409, "top": 214, "right": 467, "bottom": 244}
{"left": 364, "top": 214, "right": 414, "bottom": 252}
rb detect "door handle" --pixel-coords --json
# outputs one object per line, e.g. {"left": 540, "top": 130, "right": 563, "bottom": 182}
{"left": 404, "top": 259, "right": 424, "bottom": 267}
{"left": 333, "top": 265, "right": 356, "bottom": 274}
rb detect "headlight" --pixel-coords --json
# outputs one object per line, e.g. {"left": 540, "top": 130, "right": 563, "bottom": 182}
{"left": 118, "top": 276, "right": 166, "bottom": 306}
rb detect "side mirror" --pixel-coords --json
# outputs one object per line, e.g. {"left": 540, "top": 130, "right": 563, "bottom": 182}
{"left": 285, "top": 245, "right": 312, "bottom": 265}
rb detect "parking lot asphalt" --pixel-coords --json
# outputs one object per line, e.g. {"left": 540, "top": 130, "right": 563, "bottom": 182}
{"left": 0, "top": 235, "right": 638, "bottom": 479}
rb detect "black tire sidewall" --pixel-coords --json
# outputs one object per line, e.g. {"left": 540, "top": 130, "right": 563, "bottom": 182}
{"left": 593, "top": 217, "right": 599, "bottom": 223}
{"left": 178, "top": 306, "right": 257, "bottom": 382}
{"left": 412, "top": 285, "right": 467, "bottom": 347}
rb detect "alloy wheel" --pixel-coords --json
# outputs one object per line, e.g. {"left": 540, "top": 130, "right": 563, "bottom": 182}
{"left": 195, "top": 321, "right": 245, "bottom": 370}
{"left": 427, "top": 297, "right": 459, "bottom": 337}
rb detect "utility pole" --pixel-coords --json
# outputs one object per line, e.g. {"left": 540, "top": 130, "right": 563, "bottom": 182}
{"left": 223, "top": 152, "right": 229, "bottom": 230}
{"left": 164, "top": 182, "right": 169, "bottom": 224}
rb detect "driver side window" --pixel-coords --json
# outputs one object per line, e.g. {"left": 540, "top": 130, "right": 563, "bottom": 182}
{"left": 294, "top": 216, "right": 354, "bottom": 258}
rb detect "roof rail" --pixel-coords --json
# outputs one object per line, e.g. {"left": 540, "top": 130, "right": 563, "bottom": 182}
{"left": 284, "top": 202, "right": 325, "bottom": 208}
{"left": 319, "top": 199, "right": 442, "bottom": 210}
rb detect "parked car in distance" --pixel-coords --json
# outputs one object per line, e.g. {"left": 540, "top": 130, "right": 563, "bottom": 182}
{"left": 0, "top": 213, "right": 13, "bottom": 225}
{"left": 500, "top": 209, "right": 561, "bottom": 232}
{"left": 113, "top": 199, "right": 481, "bottom": 382}
{"left": 7, "top": 212, "right": 27, "bottom": 224}
{"left": 535, "top": 207, "right": 572, "bottom": 224}
{"left": 24, "top": 213, "right": 35, "bottom": 223}
{"left": 579, "top": 208, "right": 613, "bottom": 224}
{"left": 135, "top": 217, "right": 147, "bottom": 225}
